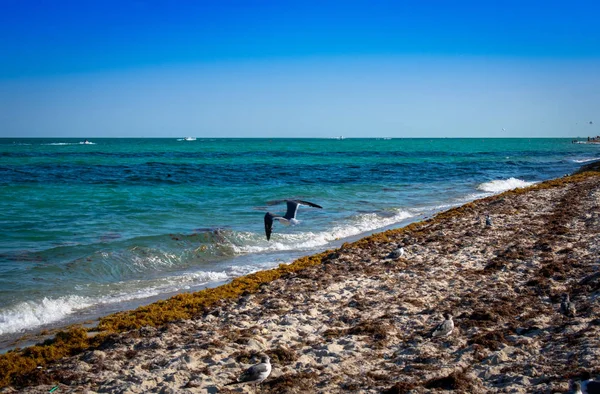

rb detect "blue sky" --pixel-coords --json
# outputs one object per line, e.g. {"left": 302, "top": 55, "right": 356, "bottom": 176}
{"left": 1, "top": 0, "right": 599, "bottom": 138}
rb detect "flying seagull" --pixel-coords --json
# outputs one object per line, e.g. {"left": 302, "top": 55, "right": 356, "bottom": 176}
{"left": 264, "top": 200, "right": 322, "bottom": 240}
{"left": 430, "top": 312, "right": 454, "bottom": 338}
{"left": 226, "top": 354, "right": 271, "bottom": 393}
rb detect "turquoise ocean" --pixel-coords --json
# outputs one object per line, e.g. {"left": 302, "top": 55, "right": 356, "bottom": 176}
{"left": 1, "top": 138, "right": 598, "bottom": 347}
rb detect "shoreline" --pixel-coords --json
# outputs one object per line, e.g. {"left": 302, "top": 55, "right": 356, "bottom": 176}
{"left": 1, "top": 165, "right": 599, "bottom": 392}
{"left": 0, "top": 212, "right": 431, "bottom": 355}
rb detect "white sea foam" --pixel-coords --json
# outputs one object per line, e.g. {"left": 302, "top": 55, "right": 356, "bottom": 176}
{"left": 161, "top": 271, "right": 229, "bottom": 289}
{"left": 572, "top": 158, "right": 599, "bottom": 163}
{"left": 0, "top": 270, "right": 229, "bottom": 336}
{"left": 224, "top": 261, "right": 281, "bottom": 278}
{"left": 233, "top": 209, "right": 414, "bottom": 254}
{"left": 476, "top": 177, "right": 535, "bottom": 194}
{"left": 0, "top": 296, "right": 93, "bottom": 336}
{"left": 40, "top": 142, "right": 95, "bottom": 146}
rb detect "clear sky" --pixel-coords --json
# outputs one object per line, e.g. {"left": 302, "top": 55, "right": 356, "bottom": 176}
{"left": 1, "top": 0, "right": 599, "bottom": 138}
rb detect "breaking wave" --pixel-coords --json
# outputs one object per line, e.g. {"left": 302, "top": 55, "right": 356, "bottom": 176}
{"left": 233, "top": 209, "right": 414, "bottom": 253}
{"left": 476, "top": 177, "right": 535, "bottom": 193}
{"left": 0, "top": 270, "right": 228, "bottom": 336}
{"left": 0, "top": 209, "right": 417, "bottom": 337}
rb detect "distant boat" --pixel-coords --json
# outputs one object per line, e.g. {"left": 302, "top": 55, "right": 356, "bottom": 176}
{"left": 329, "top": 136, "right": 344, "bottom": 140}
{"left": 183, "top": 137, "right": 196, "bottom": 141}
{"left": 80, "top": 140, "right": 93, "bottom": 145}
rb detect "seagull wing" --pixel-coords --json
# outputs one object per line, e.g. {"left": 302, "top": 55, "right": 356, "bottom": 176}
{"left": 238, "top": 362, "right": 270, "bottom": 383}
{"left": 284, "top": 200, "right": 323, "bottom": 220}
{"left": 296, "top": 200, "right": 323, "bottom": 209}
{"left": 431, "top": 319, "right": 453, "bottom": 337}
{"left": 284, "top": 201, "right": 300, "bottom": 220}
{"left": 264, "top": 213, "right": 275, "bottom": 240}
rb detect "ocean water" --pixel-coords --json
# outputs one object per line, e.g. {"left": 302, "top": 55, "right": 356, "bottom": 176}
{"left": 0, "top": 138, "right": 598, "bottom": 346}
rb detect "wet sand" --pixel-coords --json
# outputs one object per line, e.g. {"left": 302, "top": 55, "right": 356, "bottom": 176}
{"left": 3, "top": 169, "right": 600, "bottom": 393}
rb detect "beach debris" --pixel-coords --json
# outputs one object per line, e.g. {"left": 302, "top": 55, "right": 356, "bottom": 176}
{"left": 429, "top": 312, "right": 454, "bottom": 338}
{"left": 560, "top": 293, "right": 577, "bottom": 317}
{"left": 387, "top": 246, "right": 405, "bottom": 259}
{"left": 226, "top": 354, "right": 271, "bottom": 392}
{"left": 264, "top": 200, "right": 322, "bottom": 240}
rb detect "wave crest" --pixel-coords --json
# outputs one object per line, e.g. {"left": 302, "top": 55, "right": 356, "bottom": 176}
{"left": 572, "top": 158, "right": 599, "bottom": 164}
{"left": 477, "top": 177, "right": 535, "bottom": 193}
{"left": 0, "top": 270, "right": 228, "bottom": 336}
{"left": 234, "top": 209, "right": 414, "bottom": 253}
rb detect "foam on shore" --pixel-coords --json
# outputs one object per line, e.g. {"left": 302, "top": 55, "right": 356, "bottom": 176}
{"left": 477, "top": 177, "right": 535, "bottom": 193}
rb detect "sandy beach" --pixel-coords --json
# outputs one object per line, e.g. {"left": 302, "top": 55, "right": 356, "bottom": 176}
{"left": 2, "top": 165, "right": 599, "bottom": 393}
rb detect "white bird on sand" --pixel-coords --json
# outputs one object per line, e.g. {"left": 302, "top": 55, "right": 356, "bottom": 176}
{"left": 226, "top": 355, "right": 271, "bottom": 393}
{"left": 561, "top": 293, "right": 577, "bottom": 318}
{"left": 387, "top": 246, "right": 405, "bottom": 259}
{"left": 264, "top": 200, "right": 322, "bottom": 240}
{"left": 430, "top": 313, "right": 454, "bottom": 338}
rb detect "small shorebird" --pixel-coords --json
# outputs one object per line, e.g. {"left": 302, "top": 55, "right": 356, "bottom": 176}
{"left": 485, "top": 214, "right": 492, "bottom": 227}
{"left": 226, "top": 354, "right": 271, "bottom": 393}
{"left": 561, "top": 293, "right": 577, "bottom": 318}
{"left": 387, "top": 246, "right": 405, "bottom": 259}
{"left": 264, "top": 200, "right": 322, "bottom": 240}
{"left": 429, "top": 313, "right": 454, "bottom": 338}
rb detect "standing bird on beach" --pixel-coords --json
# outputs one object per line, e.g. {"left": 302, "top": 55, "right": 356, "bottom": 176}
{"left": 264, "top": 200, "right": 323, "bottom": 240}
{"left": 429, "top": 313, "right": 454, "bottom": 338}
{"left": 485, "top": 214, "right": 493, "bottom": 228}
{"left": 226, "top": 354, "right": 271, "bottom": 393}
{"left": 561, "top": 293, "right": 577, "bottom": 318}
{"left": 387, "top": 246, "right": 405, "bottom": 259}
